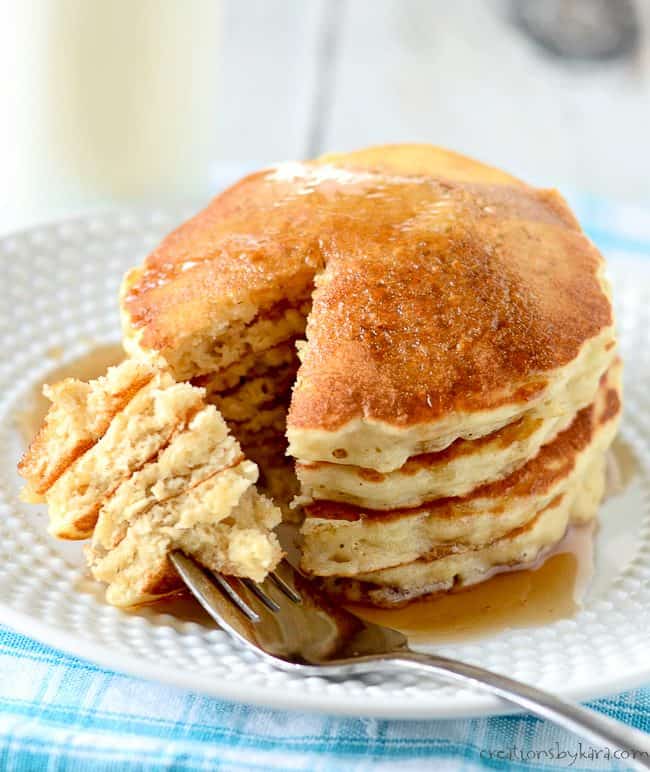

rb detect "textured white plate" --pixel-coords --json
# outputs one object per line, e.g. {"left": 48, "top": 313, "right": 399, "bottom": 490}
{"left": 1, "top": 209, "right": 649, "bottom": 720}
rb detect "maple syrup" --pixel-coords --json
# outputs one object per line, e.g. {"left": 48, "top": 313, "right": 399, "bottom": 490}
{"left": 127, "top": 592, "right": 216, "bottom": 627}
{"left": 347, "top": 523, "right": 595, "bottom": 644}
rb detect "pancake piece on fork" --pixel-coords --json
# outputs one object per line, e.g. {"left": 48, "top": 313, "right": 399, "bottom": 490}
{"left": 18, "top": 360, "right": 283, "bottom": 606}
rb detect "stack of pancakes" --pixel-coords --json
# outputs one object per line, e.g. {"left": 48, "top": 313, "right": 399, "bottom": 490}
{"left": 26, "top": 144, "right": 618, "bottom": 609}
{"left": 300, "top": 363, "right": 620, "bottom": 605}
{"left": 18, "top": 360, "right": 282, "bottom": 606}
{"left": 120, "top": 145, "right": 619, "bottom": 606}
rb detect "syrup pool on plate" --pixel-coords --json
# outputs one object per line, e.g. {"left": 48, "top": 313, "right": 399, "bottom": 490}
{"left": 347, "top": 523, "right": 596, "bottom": 645}
{"left": 342, "top": 439, "right": 638, "bottom": 645}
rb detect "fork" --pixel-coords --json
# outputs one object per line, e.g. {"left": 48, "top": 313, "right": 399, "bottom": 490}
{"left": 170, "top": 553, "right": 650, "bottom": 767}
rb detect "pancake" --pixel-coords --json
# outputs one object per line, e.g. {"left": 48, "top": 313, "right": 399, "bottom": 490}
{"left": 18, "top": 359, "right": 154, "bottom": 499}
{"left": 300, "top": 361, "right": 621, "bottom": 580}
{"left": 321, "top": 454, "right": 605, "bottom": 607}
{"left": 21, "top": 144, "right": 620, "bottom": 611}
{"left": 121, "top": 144, "right": 614, "bottom": 474}
{"left": 88, "top": 468, "right": 282, "bottom": 607}
{"left": 17, "top": 360, "right": 283, "bottom": 606}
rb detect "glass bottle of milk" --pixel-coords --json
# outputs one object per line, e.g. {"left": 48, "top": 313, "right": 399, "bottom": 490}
{"left": 1, "top": 0, "right": 222, "bottom": 232}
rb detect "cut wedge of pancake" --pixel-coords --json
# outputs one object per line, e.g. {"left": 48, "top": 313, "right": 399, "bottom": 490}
{"left": 17, "top": 359, "right": 283, "bottom": 606}
{"left": 300, "top": 361, "right": 621, "bottom": 582}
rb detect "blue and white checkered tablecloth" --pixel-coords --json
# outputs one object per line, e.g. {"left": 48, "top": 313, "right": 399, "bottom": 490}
{"left": 1, "top": 626, "right": 650, "bottom": 771}
{"left": 3, "top": 194, "right": 650, "bottom": 771}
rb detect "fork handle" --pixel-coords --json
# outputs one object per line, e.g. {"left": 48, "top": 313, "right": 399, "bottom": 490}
{"left": 393, "top": 651, "right": 650, "bottom": 767}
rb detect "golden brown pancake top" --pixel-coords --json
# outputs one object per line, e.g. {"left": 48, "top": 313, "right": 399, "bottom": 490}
{"left": 123, "top": 145, "right": 612, "bottom": 430}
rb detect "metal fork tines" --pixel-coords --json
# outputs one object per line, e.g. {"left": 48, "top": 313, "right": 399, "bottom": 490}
{"left": 171, "top": 552, "right": 300, "bottom": 625}
{"left": 169, "top": 550, "right": 650, "bottom": 767}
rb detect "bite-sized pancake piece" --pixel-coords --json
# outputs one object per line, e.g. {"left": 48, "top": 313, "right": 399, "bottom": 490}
{"left": 92, "top": 405, "right": 245, "bottom": 548}
{"left": 322, "top": 455, "right": 605, "bottom": 607}
{"left": 88, "top": 464, "right": 282, "bottom": 607}
{"left": 18, "top": 359, "right": 153, "bottom": 499}
{"left": 300, "top": 362, "right": 621, "bottom": 578}
{"left": 18, "top": 358, "right": 284, "bottom": 607}
{"left": 45, "top": 371, "right": 205, "bottom": 540}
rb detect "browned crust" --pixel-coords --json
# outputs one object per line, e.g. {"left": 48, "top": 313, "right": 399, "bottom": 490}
{"left": 56, "top": 512, "right": 100, "bottom": 540}
{"left": 122, "top": 144, "right": 612, "bottom": 431}
{"left": 289, "top": 188, "right": 609, "bottom": 430}
{"left": 139, "top": 558, "right": 184, "bottom": 598}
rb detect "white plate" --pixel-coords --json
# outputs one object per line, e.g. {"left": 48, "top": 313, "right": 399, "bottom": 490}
{"left": 1, "top": 209, "right": 649, "bottom": 720}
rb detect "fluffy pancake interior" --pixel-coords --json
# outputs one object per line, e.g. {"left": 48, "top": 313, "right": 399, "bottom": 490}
{"left": 88, "top": 467, "right": 282, "bottom": 607}
{"left": 18, "top": 359, "right": 154, "bottom": 499}
{"left": 45, "top": 372, "right": 205, "bottom": 539}
{"left": 322, "top": 453, "right": 606, "bottom": 607}
{"left": 92, "top": 404, "right": 244, "bottom": 548}
{"left": 300, "top": 361, "right": 621, "bottom": 579}
{"left": 185, "top": 336, "right": 302, "bottom": 517}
